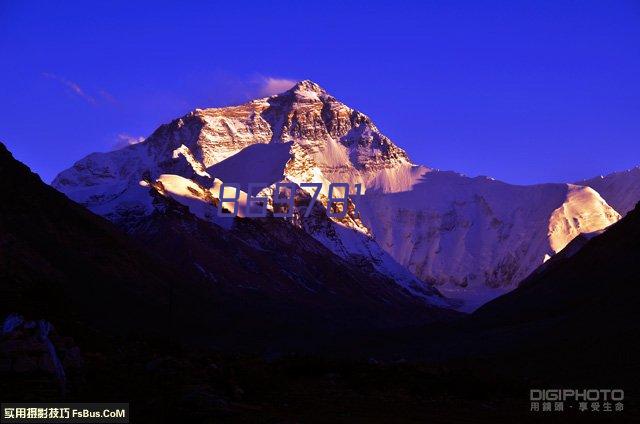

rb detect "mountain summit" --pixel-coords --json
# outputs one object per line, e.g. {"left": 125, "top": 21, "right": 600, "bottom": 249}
{"left": 53, "top": 82, "right": 620, "bottom": 310}
{"left": 286, "top": 79, "right": 328, "bottom": 95}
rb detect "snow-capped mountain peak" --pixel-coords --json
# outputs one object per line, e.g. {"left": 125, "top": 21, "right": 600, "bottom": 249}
{"left": 284, "top": 79, "right": 328, "bottom": 99}
{"left": 52, "top": 82, "right": 621, "bottom": 311}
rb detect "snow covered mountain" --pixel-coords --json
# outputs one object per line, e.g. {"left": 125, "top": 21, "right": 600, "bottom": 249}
{"left": 577, "top": 166, "right": 640, "bottom": 216}
{"left": 53, "top": 80, "right": 620, "bottom": 310}
{"left": 52, "top": 80, "right": 446, "bottom": 306}
{"left": 358, "top": 175, "right": 619, "bottom": 309}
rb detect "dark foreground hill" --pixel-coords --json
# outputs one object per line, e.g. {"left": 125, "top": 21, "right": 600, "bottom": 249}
{"left": 325, "top": 201, "right": 640, "bottom": 418}
{"left": 1, "top": 142, "right": 638, "bottom": 422}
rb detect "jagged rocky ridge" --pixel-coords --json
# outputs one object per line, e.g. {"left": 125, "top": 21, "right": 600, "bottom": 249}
{"left": 53, "top": 80, "right": 622, "bottom": 310}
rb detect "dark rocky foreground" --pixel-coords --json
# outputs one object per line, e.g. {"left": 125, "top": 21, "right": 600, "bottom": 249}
{"left": 3, "top": 334, "right": 636, "bottom": 423}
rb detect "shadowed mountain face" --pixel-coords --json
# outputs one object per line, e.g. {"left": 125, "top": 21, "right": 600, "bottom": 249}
{"left": 466, "top": 202, "right": 640, "bottom": 386}
{"left": 0, "top": 142, "right": 457, "bottom": 352}
{"left": 125, "top": 191, "right": 460, "bottom": 344}
{"left": 1, "top": 143, "right": 464, "bottom": 420}
{"left": 474, "top": 201, "right": 640, "bottom": 326}
{"left": 205, "top": 142, "right": 292, "bottom": 192}
{"left": 0, "top": 143, "right": 175, "bottom": 335}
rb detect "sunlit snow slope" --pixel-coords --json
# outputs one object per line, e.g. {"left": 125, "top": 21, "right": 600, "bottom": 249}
{"left": 53, "top": 80, "right": 620, "bottom": 310}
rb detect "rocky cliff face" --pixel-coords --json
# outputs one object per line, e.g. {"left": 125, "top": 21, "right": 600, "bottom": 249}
{"left": 52, "top": 80, "right": 620, "bottom": 310}
{"left": 53, "top": 80, "right": 415, "bottom": 202}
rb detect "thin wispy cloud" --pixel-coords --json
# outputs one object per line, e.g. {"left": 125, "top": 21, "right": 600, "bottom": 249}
{"left": 99, "top": 89, "right": 118, "bottom": 105}
{"left": 42, "top": 72, "right": 97, "bottom": 105}
{"left": 258, "top": 77, "right": 297, "bottom": 97}
{"left": 112, "top": 133, "right": 145, "bottom": 150}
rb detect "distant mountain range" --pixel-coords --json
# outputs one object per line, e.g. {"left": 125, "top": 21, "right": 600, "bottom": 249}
{"left": 52, "top": 80, "right": 637, "bottom": 310}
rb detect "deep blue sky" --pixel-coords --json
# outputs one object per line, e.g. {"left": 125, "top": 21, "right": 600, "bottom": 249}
{"left": 1, "top": 0, "right": 639, "bottom": 184}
